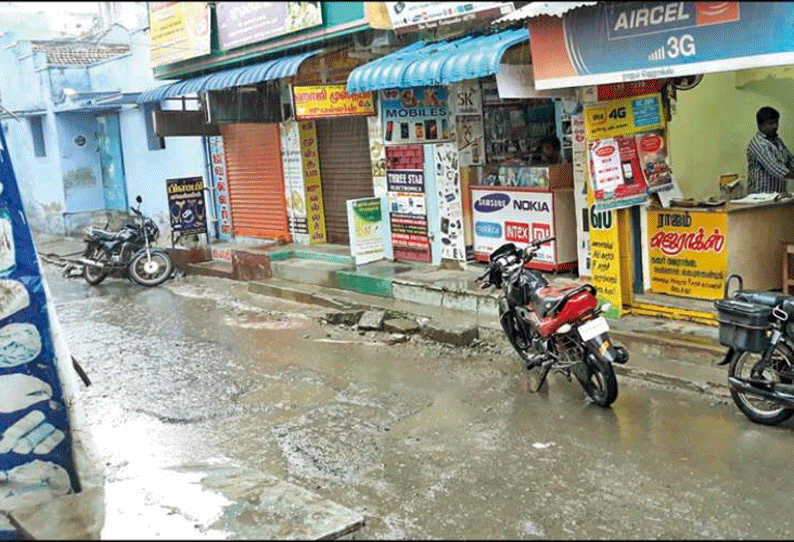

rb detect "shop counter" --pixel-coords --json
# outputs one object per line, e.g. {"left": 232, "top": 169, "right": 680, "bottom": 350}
{"left": 646, "top": 199, "right": 794, "bottom": 300}
{"left": 469, "top": 165, "right": 578, "bottom": 272}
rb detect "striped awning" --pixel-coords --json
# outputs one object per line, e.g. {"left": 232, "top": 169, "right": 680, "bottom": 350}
{"left": 137, "top": 49, "right": 321, "bottom": 104}
{"left": 346, "top": 28, "right": 529, "bottom": 94}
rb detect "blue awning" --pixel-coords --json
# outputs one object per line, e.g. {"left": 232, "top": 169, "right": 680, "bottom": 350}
{"left": 137, "top": 49, "right": 322, "bottom": 104}
{"left": 346, "top": 28, "right": 529, "bottom": 94}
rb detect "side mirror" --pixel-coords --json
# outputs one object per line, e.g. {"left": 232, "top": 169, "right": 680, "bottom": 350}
{"left": 136, "top": 195, "right": 142, "bottom": 204}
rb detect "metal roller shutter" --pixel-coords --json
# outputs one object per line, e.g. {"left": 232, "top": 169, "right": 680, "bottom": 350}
{"left": 315, "top": 117, "right": 374, "bottom": 244}
{"left": 221, "top": 123, "right": 290, "bottom": 241}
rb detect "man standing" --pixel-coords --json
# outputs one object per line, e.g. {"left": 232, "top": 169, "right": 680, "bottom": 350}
{"left": 747, "top": 106, "right": 794, "bottom": 193}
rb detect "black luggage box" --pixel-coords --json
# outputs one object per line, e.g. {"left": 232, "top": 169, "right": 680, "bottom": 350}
{"left": 714, "top": 298, "right": 772, "bottom": 353}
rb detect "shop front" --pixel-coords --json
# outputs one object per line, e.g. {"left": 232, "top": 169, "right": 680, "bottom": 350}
{"left": 525, "top": 1, "right": 794, "bottom": 322}
{"left": 348, "top": 27, "right": 583, "bottom": 267}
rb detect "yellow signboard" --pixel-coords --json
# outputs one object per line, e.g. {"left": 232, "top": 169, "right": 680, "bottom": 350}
{"left": 149, "top": 1, "right": 210, "bottom": 68}
{"left": 298, "top": 121, "right": 327, "bottom": 243}
{"left": 586, "top": 171, "right": 623, "bottom": 318}
{"left": 293, "top": 85, "right": 375, "bottom": 120}
{"left": 647, "top": 209, "right": 728, "bottom": 300}
{"left": 584, "top": 92, "right": 665, "bottom": 140}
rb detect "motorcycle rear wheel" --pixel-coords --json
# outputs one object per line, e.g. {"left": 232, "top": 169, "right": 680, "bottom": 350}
{"left": 578, "top": 356, "right": 618, "bottom": 407}
{"left": 82, "top": 247, "right": 108, "bottom": 285}
{"left": 728, "top": 346, "right": 794, "bottom": 426}
{"left": 128, "top": 249, "right": 173, "bottom": 287}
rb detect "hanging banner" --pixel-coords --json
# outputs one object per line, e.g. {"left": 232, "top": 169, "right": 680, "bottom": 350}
{"left": 217, "top": 2, "right": 322, "bottom": 51}
{"left": 529, "top": 2, "right": 794, "bottom": 90}
{"left": 347, "top": 197, "right": 386, "bottom": 265}
{"left": 209, "top": 136, "right": 232, "bottom": 241}
{"left": 298, "top": 120, "right": 327, "bottom": 244}
{"left": 167, "top": 177, "right": 208, "bottom": 237}
{"left": 571, "top": 114, "right": 591, "bottom": 277}
{"left": 449, "top": 80, "right": 483, "bottom": 117}
{"left": 635, "top": 129, "right": 674, "bottom": 192}
{"left": 280, "top": 121, "right": 309, "bottom": 243}
{"left": 647, "top": 209, "right": 728, "bottom": 300}
{"left": 149, "top": 1, "right": 210, "bottom": 68}
{"left": 293, "top": 85, "right": 375, "bottom": 120}
{"left": 381, "top": 87, "right": 450, "bottom": 145}
{"left": 433, "top": 142, "right": 466, "bottom": 261}
{"left": 0, "top": 122, "right": 83, "bottom": 536}
{"left": 386, "top": 145, "right": 431, "bottom": 262}
{"left": 386, "top": 2, "right": 514, "bottom": 34}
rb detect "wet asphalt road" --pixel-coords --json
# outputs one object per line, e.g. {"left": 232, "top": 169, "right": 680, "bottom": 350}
{"left": 43, "top": 265, "right": 794, "bottom": 539}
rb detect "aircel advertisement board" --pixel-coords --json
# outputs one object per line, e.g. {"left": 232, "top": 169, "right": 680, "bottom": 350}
{"left": 529, "top": 2, "right": 794, "bottom": 90}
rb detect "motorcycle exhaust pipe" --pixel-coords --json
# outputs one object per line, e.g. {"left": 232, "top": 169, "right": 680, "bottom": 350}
{"left": 77, "top": 258, "right": 105, "bottom": 270}
{"left": 727, "top": 376, "right": 794, "bottom": 408}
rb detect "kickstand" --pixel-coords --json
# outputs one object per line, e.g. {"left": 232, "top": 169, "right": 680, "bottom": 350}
{"left": 534, "top": 361, "right": 553, "bottom": 392}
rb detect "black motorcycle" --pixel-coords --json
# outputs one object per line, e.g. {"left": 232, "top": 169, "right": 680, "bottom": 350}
{"left": 476, "top": 237, "right": 628, "bottom": 407}
{"left": 716, "top": 274, "right": 794, "bottom": 425}
{"left": 74, "top": 195, "right": 173, "bottom": 287}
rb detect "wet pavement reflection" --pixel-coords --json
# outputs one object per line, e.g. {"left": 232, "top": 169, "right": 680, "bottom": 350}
{"left": 44, "top": 267, "right": 794, "bottom": 539}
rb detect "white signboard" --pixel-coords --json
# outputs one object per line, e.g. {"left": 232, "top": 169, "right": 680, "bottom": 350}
{"left": 589, "top": 138, "right": 624, "bottom": 193}
{"left": 471, "top": 188, "right": 555, "bottom": 263}
{"left": 347, "top": 197, "right": 386, "bottom": 265}
{"left": 433, "top": 142, "right": 466, "bottom": 261}
{"left": 386, "top": 2, "right": 514, "bottom": 34}
{"left": 571, "top": 114, "right": 591, "bottom": 276}
{"left": 280, "top": 121, "right": 309, "bottom": 244}
{"left": 495, "top": 64, "right": 576, "bottom": 100}
{"left": 450, "top": 80, "right": 483, "bottom": 117}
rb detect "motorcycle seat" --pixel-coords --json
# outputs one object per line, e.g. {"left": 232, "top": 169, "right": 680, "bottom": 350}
{"left": 735, "top": 291, "right": 788, "bottom": 307}
{"left": 534, "top": 284, "right": 580, "bottom": 317}
{"left": 88, "top": 228, "right": 120, "bottom": 241}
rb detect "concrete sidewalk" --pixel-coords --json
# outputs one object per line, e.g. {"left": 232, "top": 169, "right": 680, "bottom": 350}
{"left": 34, "top": 233, "right": 732, "bottom": 398}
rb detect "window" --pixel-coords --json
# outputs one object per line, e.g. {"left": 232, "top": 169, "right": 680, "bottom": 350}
{"left": 144, "top": 103, "right": 165, "bottom": 150}
{"left": 30, "top": 116, "right": 45, "bottom": 157}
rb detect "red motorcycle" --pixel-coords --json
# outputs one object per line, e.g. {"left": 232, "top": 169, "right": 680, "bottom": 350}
{"left": 476, "top": 238, "right": 628, "bottom": 407}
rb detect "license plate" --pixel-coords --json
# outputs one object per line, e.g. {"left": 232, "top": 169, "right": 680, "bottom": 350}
{"left": 578, "top": 316, "right": 609, "bottom": 341}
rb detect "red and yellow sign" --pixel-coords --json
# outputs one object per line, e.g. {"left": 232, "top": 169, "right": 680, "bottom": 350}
{"left": 647, "top": 209, "right": 728, "bottom": 300}
{"left": 293, "top": 85, "right": 375, "bottom": 120}
{"left": 298, "top": 120, "right": 327, "bottom": 243}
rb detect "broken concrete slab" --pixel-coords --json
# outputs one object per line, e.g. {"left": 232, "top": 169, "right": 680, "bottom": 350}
{"left": 383, "top": 318, "right": 420, "bottom": 334}
{"left": 420, "top": 320, "right": 478, "bottom": 347}
{"left": 323, "top": 310, "right": 365, "bottom": 326}
{"left": 357, "top": 310, "right": 386, "bottom": 331}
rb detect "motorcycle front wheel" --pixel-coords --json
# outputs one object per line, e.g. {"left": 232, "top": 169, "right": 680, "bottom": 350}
{"left": 500, "top": 308, "right": 540, "bottom": 367}
{"left": 728, "top": 345, "right": 794, "bottom": 426}
{"left": 128, "top": 249, "right": 173, "bottom": 287}
{"left": 577, "top": 356, "right": 618, "bottom": 407}
{"left": 82, "top": 246, "right": 108, "bottom": 285}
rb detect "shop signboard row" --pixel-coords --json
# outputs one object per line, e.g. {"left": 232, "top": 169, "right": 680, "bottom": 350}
{"left": 530, "top": 2, "right": 794, "bottom": 90}
{"left": 386, "top": 2, "right": 515, "bottom": 35}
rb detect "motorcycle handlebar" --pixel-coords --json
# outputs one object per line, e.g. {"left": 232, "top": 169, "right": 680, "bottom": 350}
{"left": 531, "top": 236, "right": 555, "bottom": 247}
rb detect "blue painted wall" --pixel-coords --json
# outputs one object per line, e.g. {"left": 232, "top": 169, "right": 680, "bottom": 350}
{"left": 56, "top": 112, "right": 105, "bottom": 214}
{"left": 119, "top": 107, "right": 208, "bottom": 242}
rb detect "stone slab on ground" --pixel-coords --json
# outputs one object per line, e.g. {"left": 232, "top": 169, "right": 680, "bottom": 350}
{"left": 323, "top": 310, "right": 365, "bottom": 326}
{"left": 357, "top": 310, "right": 386, "bottom": 331}
{"left": 420, "top": 320, "right": 478, "bottom": 346}
{"left": 383, "top": 318, "right": 420, "bottom": 334}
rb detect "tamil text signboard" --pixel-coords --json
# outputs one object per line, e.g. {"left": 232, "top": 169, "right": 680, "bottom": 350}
{"left": 149, "top": 1, "right": 210, "bottom": 68}
{"left": 217, "top": 2, "right": 322, "bottom": 51}
{"left": 167, "top": 177, "right": 208, "bottom": 237}
{"left": 293, "top": 85, "right": 375, "bottom": 119}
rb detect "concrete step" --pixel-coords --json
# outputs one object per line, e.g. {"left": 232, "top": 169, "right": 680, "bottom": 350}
{"left": 270, "top": 258, "right": 349, "bottom": 288}
{"left": 187, "top": 260, "right": 234, "bottom": 279}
